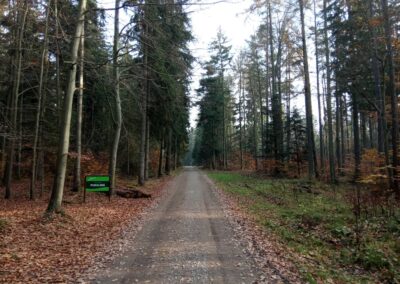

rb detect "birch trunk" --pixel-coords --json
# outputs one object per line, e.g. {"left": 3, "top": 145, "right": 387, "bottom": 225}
{"left": 73, "top": 19, "right": 84, "bottom": 192}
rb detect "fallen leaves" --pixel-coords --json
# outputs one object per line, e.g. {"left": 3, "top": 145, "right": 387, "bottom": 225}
{"left": 0, "top": 176, "right": 172, "bottom": 283}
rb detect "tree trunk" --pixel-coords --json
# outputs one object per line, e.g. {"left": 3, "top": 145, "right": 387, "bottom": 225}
{"left": 249, "top": 78, "right": 258, "bottom": 170}
{"left": 315, "top": 5, "right": 324, "bottom": 172}
{"left": 352, "top": 93, "right": 361, "bottom": 180}
{"left": 139, "top": 11, "right": 149, "bottom": 186}
{"left": 268, "top": 2, "right": 279, "bottom": 162}
{"left": 17, "top": 97, "right": 22, "bottom": 180}
{"left": 4, "top": 2, "right": 29, "bottom": 199}
{"left": 73, "top": 15, "right": 84, "bottom": 192}
{"left": 256, "top": 52, "right": 264, "bottom": 159}
{"left": 165, "top": 129, "right": 171, "bottom": 175}
{"left": 173, "top": 138, "right": 178, "bottom": 170}
{"left": 31, "top": 0, "right": 51, "bottom": 199}
{"left": 238, "top": 66, "right": 244, "bottom": 170}
{"left": 39, "top": 149, "right": 45, "bottom": 197}
{"left": 138, "top": 85, "right": 148, "bottom": 185}
{"left": 158, "top": 136, "right": 164, "bottom": 177}
{"left": 276, "top": 29, "right": 284, "bottom": 162}
{"left": 55, "top": 0, "right": 62, "bottom": 129}
{"left": 221, "top": 76, "right": 226, "bottom": 169}
{"left": 299, "top": 0, "right": 316, "bottom": 179}
{"left": 323, "top": 0, "right": 336, "bottom": 182}
{"left": 368, "top": 116, "right": 374, "bottom": 149}
{"left": 1, "top": 56, "right": 13, "bottom": 184}
{"left": 127, "top": 139, "right": 130, "bottom": 175}
{"left": 264, "top": 37, "right": 270, "bottom": 158}
{"left": 242, "top": 78, "right": 248, "bottom": 156}
{"left": 381, "top": 0, "right": 399, "bottom": 195}
{"left": 286, "top": 50, "right": 291, "bottom": 161}
{"left": 361, "top": 112, "right": 367, "bottom": 149}
{"left": 46, "top": 0, "right": 87, "bottom": 213}
{"left": 144, "top": 118, "right": 150, "bottom": 180}
{"left": 341, "top": 96, "right": 347, "bottom": 164}
{"left": 109, "top": 0, "right": 122, "bottom": 194}
{"left": 368, "top": 0, "right": 386, "bottom": 154}
{"left": 344, "top": 95, "right": 351, "bottom": 156}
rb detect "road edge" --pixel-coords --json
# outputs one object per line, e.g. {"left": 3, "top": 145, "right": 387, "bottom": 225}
{"left": 77, "top": 175, "right": 178, "bottom": 283}
{"left": 202, "top": 171, "right": 303, "bottom": 284}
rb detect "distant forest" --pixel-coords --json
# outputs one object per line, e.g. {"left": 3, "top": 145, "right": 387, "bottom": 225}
{"left": 192, "top": 0, "right": 400, "bottom": 195}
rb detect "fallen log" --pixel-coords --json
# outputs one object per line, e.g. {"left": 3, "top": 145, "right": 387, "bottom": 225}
{"left": 115, "top": 189, "right": 152, "bottom": 199}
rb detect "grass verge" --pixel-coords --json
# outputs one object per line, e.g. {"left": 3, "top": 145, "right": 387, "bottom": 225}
{"left": 208, "top": 171, "right": 400, "bottom": 283}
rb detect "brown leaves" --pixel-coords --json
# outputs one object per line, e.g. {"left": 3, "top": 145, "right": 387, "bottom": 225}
{"left": 0, "top": 176, "right": 171, "bottom": 283}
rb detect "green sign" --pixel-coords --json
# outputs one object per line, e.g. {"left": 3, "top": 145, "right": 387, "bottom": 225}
{"left": 85, "top": 176, "right": 110, "bottom": 192}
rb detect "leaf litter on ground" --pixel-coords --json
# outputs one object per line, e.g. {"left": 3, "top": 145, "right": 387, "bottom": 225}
{"left": 0, "top": 175, "right": 174, "bottom": 284}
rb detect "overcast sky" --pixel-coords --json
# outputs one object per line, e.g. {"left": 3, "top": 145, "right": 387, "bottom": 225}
{"left": 100, "top": 0, "right": 261, "bottom": 127}
{"left": 187, "top": 0, "right": 261, "bottom": 127}
{"left": 99, "top": 0, "right": 318, "bottom": 128}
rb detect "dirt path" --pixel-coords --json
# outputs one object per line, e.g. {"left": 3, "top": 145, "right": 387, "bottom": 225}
{"left": 93, "top": 167, "right": 261, "bottom": 283}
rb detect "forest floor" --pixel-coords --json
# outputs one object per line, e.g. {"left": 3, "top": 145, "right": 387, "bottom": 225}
{"left": 208, "top": 171, "right": 400, "bottom": 283}
{"left": 0, "top": 173, "right": 174, "bottom": 283}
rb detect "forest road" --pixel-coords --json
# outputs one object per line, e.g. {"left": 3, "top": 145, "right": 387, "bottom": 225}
{"left": 93, "top": 167, "right": 261, "bottom": 284}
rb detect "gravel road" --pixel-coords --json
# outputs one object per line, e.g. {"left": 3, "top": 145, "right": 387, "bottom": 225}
{"left": 94, "top": 167, "right": 261, "bottom": 283}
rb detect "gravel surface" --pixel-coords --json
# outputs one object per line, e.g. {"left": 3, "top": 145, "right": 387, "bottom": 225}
{"left": 92, "top": 167, "right": 263, "bottom": 283}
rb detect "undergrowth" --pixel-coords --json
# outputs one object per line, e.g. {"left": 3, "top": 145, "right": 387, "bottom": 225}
{"left": 208, "top": 171, "right": 400, "bottom": 283}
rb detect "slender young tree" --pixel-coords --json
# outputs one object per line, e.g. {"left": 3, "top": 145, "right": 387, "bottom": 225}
{"left": 73, "top": 9, "right": 85, "bottom": 192}
{"left": 109, "top": 0, "right": 122, "bottom": 194}
{"left": 144, "top": 119, "right": 150, "bottom": 180}
{"left": 381, "top": 0, "right": 399, "bottom": 195}
{"left": 47, "top": 0, "right": 87, "bottom": 213}
{"left": 298, "top": 0, "right": 316, "bottom": 179}
{"left": 4, "top": 2, "right": 29, "bottom": 199}
{"left": 31, "top": 0, "right": 51, "bottom": 199}
{"left": 138, "top": 5, "right": 149, "bottom": 186}
{"left": 323, "top": 0, "right": 336, "bottom": 182}
{"left": 314, "top": 0, "right": 324, "bottom": 173}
